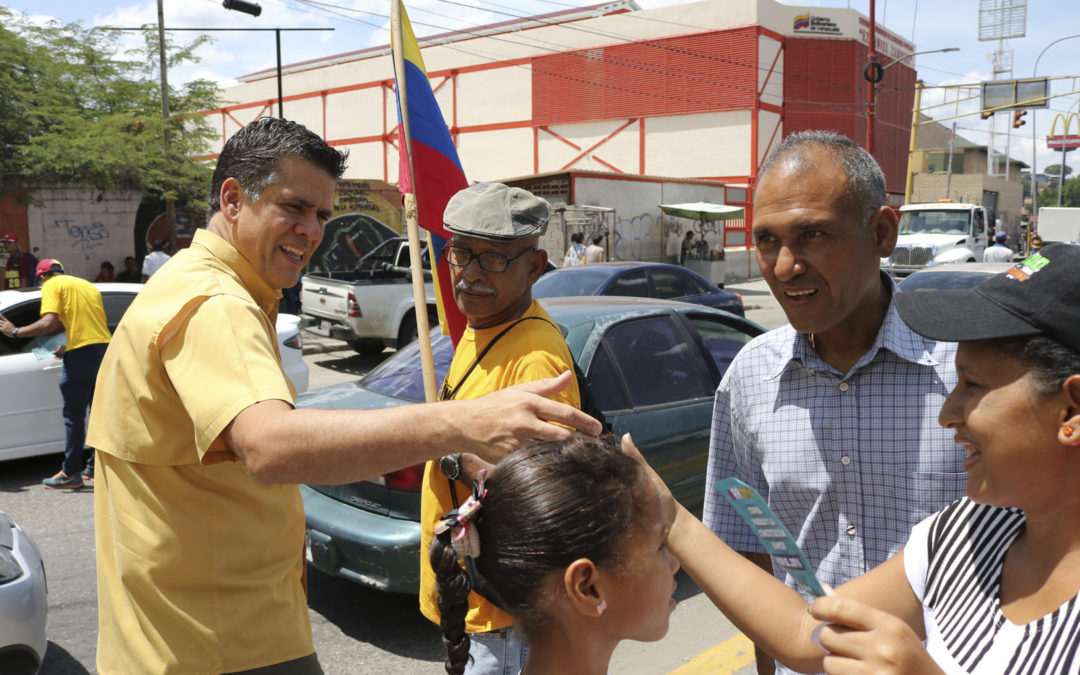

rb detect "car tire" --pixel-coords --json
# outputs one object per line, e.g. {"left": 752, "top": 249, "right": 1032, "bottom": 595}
{"left": 348, "top": 338, "right": 386, "bottom": 355}
{"left": 396, "top": 313, "right": 418, "bottom": 350}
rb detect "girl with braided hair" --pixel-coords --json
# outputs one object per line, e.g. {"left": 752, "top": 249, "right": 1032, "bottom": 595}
{"left": 430, "top": 433, "right": 679, "bottom": 675}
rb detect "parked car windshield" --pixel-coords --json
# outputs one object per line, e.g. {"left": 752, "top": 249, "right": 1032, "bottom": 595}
{"left": 898, "top": 210, "right": 969, "bottom": 235}
{"left": 532, "top": 268, "right": 612, "bottom": 298}
{"left": 361, "top": 330, "right": 454, "bottom": 401}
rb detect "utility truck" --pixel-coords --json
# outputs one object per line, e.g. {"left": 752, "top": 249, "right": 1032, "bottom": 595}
{"left": 880, "top": 201, "right": 990, "bottom": 276}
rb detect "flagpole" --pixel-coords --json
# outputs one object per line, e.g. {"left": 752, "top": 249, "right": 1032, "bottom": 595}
{"left": 391, "top": 0, "right": 437, "bottom": 403}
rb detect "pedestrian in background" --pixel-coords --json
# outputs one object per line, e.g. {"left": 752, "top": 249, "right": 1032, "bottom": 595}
{"left": 420, "top": 182, "right": 581, "bottom": 674}
{"left": 563, "top": 231, "right": 585, "bottom": 266}
{"left": 3, "top": 233, "right": 39, "bottom": 289}
{"left": 704, "top": 131, "right": 964, "bottom": 675}
{"left": 86, "top": 118, "right": 597, "bottom": 674}
{"left": 983, "top": 230, "right": 1014, "bottom": 262}
{"left": 114, "top": 256, "right": 140, "bottom": 283}
{"left": 94, "top": 261, "right": 116, "bottom": 283}
{"left": 585, "top": 233, "right": 605, "bottom": 263}
{"left": 680, "top": 230, "right": 695, "bottom": 265}
{"left": 140, "top": 239, "right": 171, "bottom": 281}
{"left": 0, "top": 258, "right": 109, "bottom": 489}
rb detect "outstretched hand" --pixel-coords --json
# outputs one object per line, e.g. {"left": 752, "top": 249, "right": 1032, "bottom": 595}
{"left": 810, "top": 595, "right": 943, "bottom": 675}
{"left": 463, "top": 371, "right": 601, "bottom": 465}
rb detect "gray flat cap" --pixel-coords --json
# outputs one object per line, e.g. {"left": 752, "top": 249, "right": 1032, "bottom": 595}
{"left": 443, "top": 182, "right": 549, "bottom": 241}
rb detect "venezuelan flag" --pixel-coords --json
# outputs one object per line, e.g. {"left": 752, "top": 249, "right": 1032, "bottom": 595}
{"left": 391, "top": 0, "right": 468, "bottom": 346}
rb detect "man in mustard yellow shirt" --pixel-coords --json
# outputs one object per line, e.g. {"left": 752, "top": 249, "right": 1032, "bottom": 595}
{"left": 86, "top": 118, "right": 598, "bottom": 675}
{"left": 0, "top": 258, "right": 110, "bottom": 489}
{"left": 420, "top": 183, "right": 581, "bottom": 674}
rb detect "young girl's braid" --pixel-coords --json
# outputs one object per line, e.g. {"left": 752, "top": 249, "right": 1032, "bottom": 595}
{"left": 430, "top": 529, "right": 472, "bottom": 675}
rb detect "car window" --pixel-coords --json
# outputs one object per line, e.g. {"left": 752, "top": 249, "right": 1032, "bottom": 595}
{"left": 0, "top": 299, "right": 44, "bottom": 356}
{"left": 100, "top": 292, "right": 137, "bottom": 331}
{"left": 606, "top": 269, "right": 649, "bottom": 298}
{"left": 532, "top": 268, "right": 611, "bottom": 298}
{"left": 649, "top": 268, "right": 709, "bottom": 299}
{"left": 687, "top": 316, "right": 755, "bottom": 376}
{"left": 362, "top": 329, "right": 454, "bottom": 401}
{"left": 585, "top": 343, "right": 629, "bottom": 412}
{"left": 600, "top": 316, "right": 712, "bottom": 407}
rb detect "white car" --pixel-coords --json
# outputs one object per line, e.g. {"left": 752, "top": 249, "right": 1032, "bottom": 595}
{"left": 0, "top": 508, "right": 47, "bottom": 674}
{"left": 0, "top": 283, "right": 308, "bottom": 463}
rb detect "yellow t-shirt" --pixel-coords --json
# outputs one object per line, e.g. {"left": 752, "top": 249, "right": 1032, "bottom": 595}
{"left": 87, "top": 229, "right": 309, "bottom": 675}
{"left": 418, "top": 299, "right": 580, "bottom": 633}
{"left": 39, "top": 274, "right": 110, "bottom": 351}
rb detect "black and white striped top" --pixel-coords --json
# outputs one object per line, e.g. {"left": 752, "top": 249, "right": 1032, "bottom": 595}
{"left": 904, "top": 498, "right": 1080, "bottom": 674}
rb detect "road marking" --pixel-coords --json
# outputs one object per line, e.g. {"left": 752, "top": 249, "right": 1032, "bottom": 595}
{"left": 668, "top": 633, "right": 755, "bottom": 674}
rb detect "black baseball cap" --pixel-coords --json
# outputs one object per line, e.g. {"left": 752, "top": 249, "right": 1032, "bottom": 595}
{"left": 896, "top": 243, "right": 1080, "bottom": 352}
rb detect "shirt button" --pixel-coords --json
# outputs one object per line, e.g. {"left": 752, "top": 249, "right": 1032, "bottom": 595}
{"left": 840, "top": 455, "right": 852, "bottom": 466}
{"left": 846, "top": 524, "right": 856, "bottom": 536}
{"left": 839, "top": 382, "right": 849, "bottom": 392}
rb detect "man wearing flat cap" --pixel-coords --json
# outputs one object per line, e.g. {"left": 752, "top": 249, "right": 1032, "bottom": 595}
{"left": 418, "top": 182, "right": 581, "bottom": 673}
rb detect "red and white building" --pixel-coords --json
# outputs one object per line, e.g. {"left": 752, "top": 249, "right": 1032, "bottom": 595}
{"left": 208, "top": 0, "right": 916, "bottom": 267}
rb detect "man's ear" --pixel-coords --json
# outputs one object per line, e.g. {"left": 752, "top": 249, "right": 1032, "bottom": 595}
{"left": 870, "top": 205, "right": 899, "bottom": 258}
{"left": 219, "top": 177, "right": 246, "bottom": 224}
{"left": 527, "top": 247, "right": 549, "bottom": 285}
{"left": 562, "top": 558, "right": 607, "bottom": 618}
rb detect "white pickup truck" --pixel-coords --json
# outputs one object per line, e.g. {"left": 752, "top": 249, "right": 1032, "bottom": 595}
{"left": 301, "top": 237, "right": 437, "bottom": 354}
{"left": 881, "top": 202, "right": 990, "bottom": 276}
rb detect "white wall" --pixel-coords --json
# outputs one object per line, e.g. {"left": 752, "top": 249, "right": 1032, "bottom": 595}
{"left": 26, "top": 188, "right": 141, "bottom": 281}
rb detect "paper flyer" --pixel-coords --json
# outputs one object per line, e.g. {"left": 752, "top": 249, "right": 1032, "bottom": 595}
{"left": 715, "top": 477, "right": 826, "bottom": 597}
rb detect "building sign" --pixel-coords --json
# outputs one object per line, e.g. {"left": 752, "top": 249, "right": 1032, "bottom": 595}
{"left": 1048, "top": 113, "right": 1080, "bottom": 151}
{"left": 793, "top": 13, "right": 841, "bottom": 34}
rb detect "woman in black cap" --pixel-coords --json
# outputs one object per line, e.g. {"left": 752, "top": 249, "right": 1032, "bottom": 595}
{"left": 626, "top": 243, "right": 1080, "bottom": 674}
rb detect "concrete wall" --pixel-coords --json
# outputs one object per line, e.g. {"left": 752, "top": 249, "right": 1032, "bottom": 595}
{"left": 25, "top": 187, "right": 142, "bottom": 281}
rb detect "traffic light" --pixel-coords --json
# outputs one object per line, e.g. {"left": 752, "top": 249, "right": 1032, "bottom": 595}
{"left": 1012, "top": 110, "right": 1027, "bottom": 128}
{"left": 222, "top": 0, "right": 262, "bottom": 16}
{"left": 981, "top": 109, "right": 994, "bottom": 120}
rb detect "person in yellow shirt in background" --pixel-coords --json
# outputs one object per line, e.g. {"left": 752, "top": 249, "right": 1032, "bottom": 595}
{"left": 0, "top": 258, "right": 110, "bottom": 488}
{"left": 86, "top": 119, "right": 598, "bottom": 675}
{"left": 420, "top": 182, "right": 581, "bottom": 675}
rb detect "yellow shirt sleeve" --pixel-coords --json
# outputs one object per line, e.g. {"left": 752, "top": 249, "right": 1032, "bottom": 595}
{"left": 161, "top": 294, "right": 295, "bottom": 462}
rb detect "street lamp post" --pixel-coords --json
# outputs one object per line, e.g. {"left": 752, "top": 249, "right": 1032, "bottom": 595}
{"left": 1030, "top": 34, "right": 1080, "bottom": 219}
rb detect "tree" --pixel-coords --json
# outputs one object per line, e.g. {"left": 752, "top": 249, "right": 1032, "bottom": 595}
{"left": 1036, "top": 176, "right": 1080, "bottom": 209}
{"left": 1042, "top": 163, "right": 1074, "bottom": 179}
{"left": 0, "top": 9, "right": 218, "bottom": 209}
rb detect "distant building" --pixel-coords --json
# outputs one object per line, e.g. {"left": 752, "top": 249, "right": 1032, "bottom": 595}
{"left": 910, "top": 114, "right": 1026, "bottom": 237}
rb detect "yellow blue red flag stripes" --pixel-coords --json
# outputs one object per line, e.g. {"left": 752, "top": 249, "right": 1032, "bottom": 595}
{"left": 391, "top": 1, "right": 467, "bottom": 345}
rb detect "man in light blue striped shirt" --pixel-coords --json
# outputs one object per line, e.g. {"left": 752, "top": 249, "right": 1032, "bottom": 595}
{"left": 703, "top": 131, "right": 965, "bottom": 675}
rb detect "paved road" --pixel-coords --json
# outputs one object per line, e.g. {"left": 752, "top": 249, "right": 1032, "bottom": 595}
{"left": 5, "top": 279, "right": 782, "bottom": 673}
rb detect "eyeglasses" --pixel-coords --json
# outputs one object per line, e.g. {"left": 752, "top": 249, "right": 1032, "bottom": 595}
{"left": 443, "top": 245, "right": 535, "bottom": 273}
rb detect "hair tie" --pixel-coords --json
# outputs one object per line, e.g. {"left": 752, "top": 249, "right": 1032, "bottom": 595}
{"left": 434, "top": 470, "right": 488, "bottom": 559}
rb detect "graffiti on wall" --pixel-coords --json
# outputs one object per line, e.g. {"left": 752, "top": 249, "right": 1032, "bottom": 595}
{"left": 611, "top": 212, "right": 660, "bottom": 262}
{"left": 56, "top": 219, "right": 110, "bottom": 251}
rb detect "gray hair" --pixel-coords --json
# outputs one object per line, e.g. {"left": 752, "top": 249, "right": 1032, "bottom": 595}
{"left": 758, "top": 131, "right": 886, "bottom": 228}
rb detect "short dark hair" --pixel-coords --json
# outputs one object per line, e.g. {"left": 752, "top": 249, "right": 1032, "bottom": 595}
{"left": 150, "top": 239, "right": 166, "bottom": 251}
{"left": 101, "top": 261, "right": 114, "bottom": 271}
{"left": 430, "top": 435, "right": 648, "bottom": 674}
{"left": 759, "top": 130, "right": 886, "bottom": 228}
{"left": 207, "top": 117, "right": 348, "bottom": 217}
{"left": 592, "top": 234, "right": 603, "bottom": 245}
{"left": 994, "top": 336, "right": 1080, "bottom": 396}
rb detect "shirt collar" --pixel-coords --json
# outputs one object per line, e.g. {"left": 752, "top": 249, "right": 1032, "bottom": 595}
{"left": 766, "top": 272, "right": 942, "bottom": 379}
{"left": 190, "top": 229, "right": 282, "bottom": 316}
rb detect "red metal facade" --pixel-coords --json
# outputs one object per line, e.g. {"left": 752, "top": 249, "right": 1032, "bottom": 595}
{"left": 531, "top": 26, "right": 759, "bottom": 125}
{"left": 784, "top": 37, "right": 914, "bottom": 194}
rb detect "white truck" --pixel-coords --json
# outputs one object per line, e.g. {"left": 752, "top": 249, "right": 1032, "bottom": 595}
{"left": 881, "top": 202, "right": 990, "bottom": 276}
{"left": 1036, "top": 207, "right": 1080, "bottom": 245}
{"left": 301, "top": 237, "right": 437, "bottom": 354}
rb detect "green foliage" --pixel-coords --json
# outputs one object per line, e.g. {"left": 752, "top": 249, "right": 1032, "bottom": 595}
{"left": 1036, "top": 176, "right": 1080, "bottom": 209}
{"left": 1043, "top": 163, "right": 1074, "bottom": 178}
{"left": 0, "top": 9, "right": 219, "bottom": 208}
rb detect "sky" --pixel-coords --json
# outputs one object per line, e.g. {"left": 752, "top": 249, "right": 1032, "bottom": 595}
{"left": 7, "top": 0, "right": 1080, "bottom": 178}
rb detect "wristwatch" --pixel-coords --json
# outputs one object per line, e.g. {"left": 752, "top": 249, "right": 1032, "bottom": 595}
{"left": 439, "top": 453, "right": 463, "bottom": 481}
{"left": 10, "top": 326, "right": 17, "bottom": 338}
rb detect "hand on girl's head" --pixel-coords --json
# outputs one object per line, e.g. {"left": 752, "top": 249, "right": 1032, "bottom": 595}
{"left": 620, "top": 434, "right": 677, "bottom": 528}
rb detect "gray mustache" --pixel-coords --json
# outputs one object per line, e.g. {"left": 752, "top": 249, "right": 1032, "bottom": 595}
{"left": 455, "top": 279, "right": 496, "bottom": 296}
